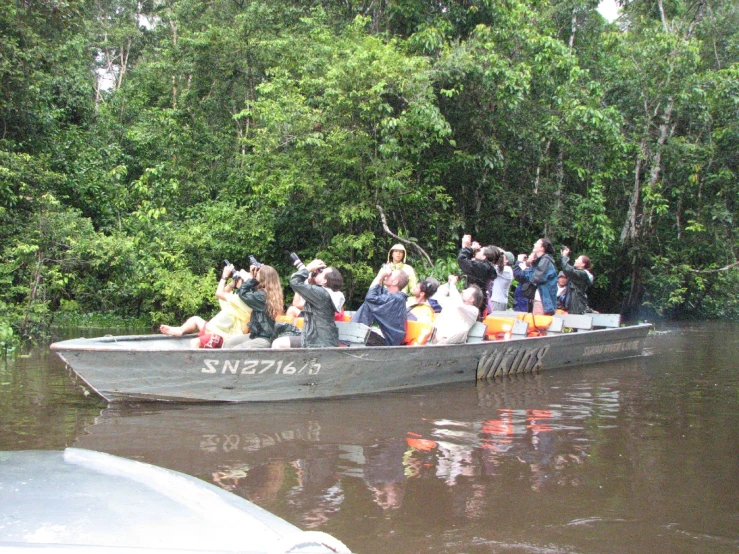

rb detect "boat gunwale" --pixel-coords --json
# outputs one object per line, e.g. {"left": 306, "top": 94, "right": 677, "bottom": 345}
{"left": 50, "top": 323, "right": 652, "bottom": 354}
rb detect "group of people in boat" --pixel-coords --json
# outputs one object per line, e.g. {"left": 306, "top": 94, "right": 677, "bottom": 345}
{"left": 159, "top": 236, "right": 594, "bottom": 349}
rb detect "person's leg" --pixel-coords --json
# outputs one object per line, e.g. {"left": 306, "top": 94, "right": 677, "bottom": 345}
{"left": 272, "top": 335, "right": 302, "bottom": 349}
{"left": 160, "top": 316, "right": 206, "bottom": 336}
{"left": 230, "top": 337, "right": 272, "bottom": 349}
{"left": 223, "top": 334, "right": 250, "bottom": 348}
{"left": 271, "top": 336, "right": 292, "bottom": 349}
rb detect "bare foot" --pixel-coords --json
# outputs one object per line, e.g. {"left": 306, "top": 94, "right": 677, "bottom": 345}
{"left": 159, "top": 325, "right": 183, "bottom": 336}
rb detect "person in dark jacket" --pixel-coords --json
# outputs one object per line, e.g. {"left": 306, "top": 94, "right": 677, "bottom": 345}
{"left": 224, "top": 264, "right": 284, "bottom": 349}
{"left": 272, "top": 258, "right": 345, "bottom": 349}
{"left": 516, "top": 238, "right": 557, "bottom": 315}
{"left": 351, "top": 265, "right": 409, "bottom": 346}
{"left": 512, "top": 254, "right": 530, "bottom": 312}
{"left": 560, "top": 247, "right": 594, "bottom": 315}
{"left": 457, "top": 234, "right": 498, "bottom": 312}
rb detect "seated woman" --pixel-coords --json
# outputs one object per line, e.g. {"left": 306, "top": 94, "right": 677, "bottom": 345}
{"left": 223, "top": 263, "right": 284, "bottom": 349}
{"left": 430, "top": 275, "right": 482, "bottom": 344}
{"left": 159, "top": 264, "right": 251, "bottom": 349}
{"left": 406, "top": 278, "right": 439, "bottom": 323}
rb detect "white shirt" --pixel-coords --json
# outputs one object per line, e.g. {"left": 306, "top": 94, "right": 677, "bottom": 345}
{"left": 432, "top": 285, "right": 478, "bottom": 344}
{"left": 490, "top": 266, "right": 513, "bottom": 305}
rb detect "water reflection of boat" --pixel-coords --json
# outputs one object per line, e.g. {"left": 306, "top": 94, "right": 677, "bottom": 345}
{"left": 74, "top": 361, "right": 644, "bottom": 522}
{"left": 51, "top": 322, "right": 651, "bottom": 402}
{"left": 0, "top": 448, "right": 349, "bottom": 553}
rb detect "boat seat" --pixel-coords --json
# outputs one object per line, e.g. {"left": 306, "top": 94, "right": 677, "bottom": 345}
{"left": 466, "top": 322, "right": 488, "bottom": 343}
{"left": 403, "top": 320, "right": 435, "bottom": 346}
{"left": 482, "top": 315, "right": 529, "bottom": 340}
{"left": 336, "top": 321, "right": 371, "bottom": 347}
{"left": 589, "top": 313, "right": 621, "bottom": 328}
{"left": 553, "top": 314, "right": 593, "bottom": 330}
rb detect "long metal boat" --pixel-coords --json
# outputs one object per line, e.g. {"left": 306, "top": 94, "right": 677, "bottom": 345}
{"left": 50, "top": 316, "right": 652, "bottom": 403}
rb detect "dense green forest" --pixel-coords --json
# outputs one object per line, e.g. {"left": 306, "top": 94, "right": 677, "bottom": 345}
{"left": 1, "top": 0, "right": 738, "bottom": 343}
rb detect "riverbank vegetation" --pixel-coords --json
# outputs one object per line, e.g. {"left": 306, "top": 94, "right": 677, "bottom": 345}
{"left": 1, "top": 0, "right": 738, "bottom": 341}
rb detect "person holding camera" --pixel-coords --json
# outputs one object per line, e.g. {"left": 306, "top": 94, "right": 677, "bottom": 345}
{"left": 222, "top": 261, "right": 284, "bottom": 349}
{"left": 272, "top": 255, "right": 345, "bottom": 349}
{"left": 351, "top": 264, "right": 409, "bottom": 346}
{"left": 560, "top": 247, "right": 594, "bottom": 315}
{"left": 457, "top": 234, "right": 499, "bottom": 314}
{"left": 430, "top": 275, "right": 482, "bottom": 344}
{"left": 488, "top": 251, "right": 515, "bottom": 313}
{"left": 513, "top": 238, "right": 558, "bottom": 315}
{"left": 159, "top": 263, "right": 251, "bottom": 348}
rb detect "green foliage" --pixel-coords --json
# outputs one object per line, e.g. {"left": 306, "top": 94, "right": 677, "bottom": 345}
{"left": 0, "top": 0, "right": 738, "bottom": 337}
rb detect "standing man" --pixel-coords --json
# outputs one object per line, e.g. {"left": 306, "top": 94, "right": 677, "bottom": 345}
{"left": 351, "top": 265, "right": 409, "bottom": 346}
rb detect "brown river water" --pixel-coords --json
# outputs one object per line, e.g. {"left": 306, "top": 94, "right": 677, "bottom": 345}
{"left": 1, "top": 321, "right": 737, "bottom": 553}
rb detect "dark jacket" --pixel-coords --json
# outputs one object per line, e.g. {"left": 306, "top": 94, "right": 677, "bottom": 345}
{"left": 512, "top": 263, "right": 530, "bottom": 312}
{"left": 457, "top": 246, "right": 496, "bottom": 305}
{"left": 519, "top": 254, "right": 558, "bottom": 315}
{"left": 560, "top": 255, "right": 593, "bottom": 315}
{"left": 351, "top": 285, "right": 407, "bottom": 346}
{"left": 512, "top": 283, "right": 530, "bottom": 312}
{"left": 237, "top": 278, "right": 276, "bottom": 341}
{"left": 289, "top": 269, "right": 339, "bottom": 348}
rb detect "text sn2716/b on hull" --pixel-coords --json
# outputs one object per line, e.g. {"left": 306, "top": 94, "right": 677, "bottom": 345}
{"left": 50, "top": 313, "right": 652, "bottom": 403}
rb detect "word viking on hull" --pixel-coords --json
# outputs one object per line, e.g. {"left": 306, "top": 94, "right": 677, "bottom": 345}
{"left": 51, "top": 311, "right": 652, "bottom": 403}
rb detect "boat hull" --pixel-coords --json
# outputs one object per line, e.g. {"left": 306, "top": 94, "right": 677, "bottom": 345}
{"left": 51, "top": 324, "right": 651, "bottom": 403}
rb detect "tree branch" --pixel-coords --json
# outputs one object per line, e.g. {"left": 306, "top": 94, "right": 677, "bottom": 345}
{"left": 376, "top": 204, "right": 434, "bottom": 267}
{"left": 690, "top": 261, "right": 739, "bottom": 274}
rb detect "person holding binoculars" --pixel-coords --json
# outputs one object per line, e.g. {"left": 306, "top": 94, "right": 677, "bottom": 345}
{"left": 159, "top": 262, "right": 252, "bottom": 348}
{"left": 224, "top": 259, "right": 284, "bottom": 349}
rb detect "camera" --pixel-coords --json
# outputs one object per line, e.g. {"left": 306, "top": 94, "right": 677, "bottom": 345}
{"left": 288, "top": 252, "right": 306, "bottom": 271}
{"left": 288, "top": 252, "right": 303, "bottom": 267}
{"left": 248, "top": 255, "right": 262, "bottom": 269}
{"left": 223, "top": 259, "right": 240, "bottom": 280}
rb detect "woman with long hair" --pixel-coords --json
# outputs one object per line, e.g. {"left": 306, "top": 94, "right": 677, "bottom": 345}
{"left": 513, "top": 238, "right": 558, "bottom": 315}
{"left": 225, "top": 263, "right": 284, "bottom": 349}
